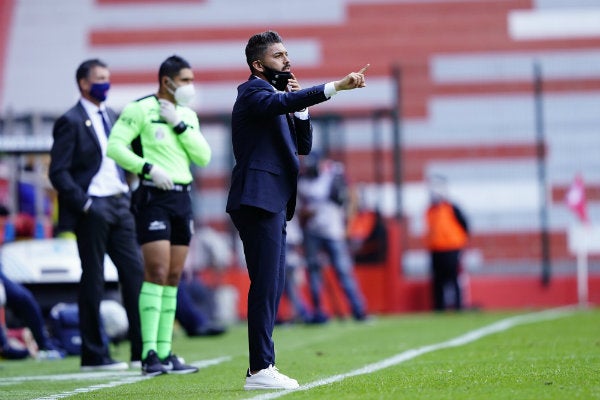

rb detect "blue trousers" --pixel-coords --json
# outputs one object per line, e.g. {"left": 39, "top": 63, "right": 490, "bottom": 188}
{"left": 303, "top": 232, "right": 366, "bottom": 319}
{"left": 176, "top": 279, "right": 209, "bottom": 334}
{"left": 230, "top": 207, "right": 286, "bottom": 371}
{"left": 0, "top": 269, "right": 52, "bottom": 350}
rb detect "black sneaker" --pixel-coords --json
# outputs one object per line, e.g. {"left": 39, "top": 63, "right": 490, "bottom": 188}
{"left": 142, "top": 350, "right": 167, "bottom": 376}
{"left": 161, "top": 353, "right": 198, "bottom": 374}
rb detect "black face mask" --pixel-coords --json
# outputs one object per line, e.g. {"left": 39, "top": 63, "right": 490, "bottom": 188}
{"left": 262, "top": 65, "right": 292, "bottom": 91}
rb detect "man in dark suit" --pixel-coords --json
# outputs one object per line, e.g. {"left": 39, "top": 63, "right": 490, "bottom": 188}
{"left": 226, "top": 30, "right": 368, "bottom": 390}
{"left": 48, "top": 59, "right": 143, "bottom": 371}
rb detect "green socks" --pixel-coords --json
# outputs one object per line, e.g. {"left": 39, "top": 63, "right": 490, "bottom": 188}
{"left": 157, "top": 285, "right": 178, "bottom": 360}
{"left": 139, "top": 282, "right": 163, "bottom": 360}
{"left": 139, "top": 283, "right": 179, "bottom": 360}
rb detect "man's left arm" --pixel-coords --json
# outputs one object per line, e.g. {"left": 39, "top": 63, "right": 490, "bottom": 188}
{"left": 293, "top": 115, "right": 312, "bottom": 155}
{"left": 453, "top": 204, "right": 469, "bottom": 235}
{"left": 176, "top": 112, "right": 212, "bottom": 167}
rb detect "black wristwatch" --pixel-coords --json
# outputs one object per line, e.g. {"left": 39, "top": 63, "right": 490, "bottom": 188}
{"left": 142, "top": 162, "right": 153, "bottom": 175}
{"left": 173, "top": 121, "right": 187, "bottom": 135}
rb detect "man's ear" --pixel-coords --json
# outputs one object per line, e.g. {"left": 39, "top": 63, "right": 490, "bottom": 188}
{"left": 252, "top": 60, "right": 264, "bottom": 73}
{"left": 78, "top": 78, "right": 89, "bottom": 93}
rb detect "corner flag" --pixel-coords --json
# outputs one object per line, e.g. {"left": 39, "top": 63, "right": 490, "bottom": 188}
{"left": 565, "top": 173, "right": 588, "bottom": 223}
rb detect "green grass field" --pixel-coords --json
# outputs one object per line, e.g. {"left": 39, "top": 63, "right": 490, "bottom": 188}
{"left": 1, "top": 307, "right": 598, "bottom": 399}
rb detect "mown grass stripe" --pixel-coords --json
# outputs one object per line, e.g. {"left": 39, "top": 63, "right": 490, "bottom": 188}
{"left": 248, "top": 306, "right": 577, "bottom": 400}
{"left": 28, "top": 356, "right": 231, "bottom": 400}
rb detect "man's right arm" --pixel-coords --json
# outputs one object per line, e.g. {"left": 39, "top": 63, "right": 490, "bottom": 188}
{"left": 106, "top": 102, "right": 147, "bottom": 174}
{"left": 48, "top": 114, "right": 88, "bottom": 211}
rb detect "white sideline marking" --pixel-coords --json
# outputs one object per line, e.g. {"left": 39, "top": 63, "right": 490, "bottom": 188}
{"left": 0, "top": 371, "right": 140, "bottom": 384}
{"left": 247, "top": 307, "right": 576, "bottom": 400}
{"left": 16, "top": 356, "right": 231, "bottom": 400}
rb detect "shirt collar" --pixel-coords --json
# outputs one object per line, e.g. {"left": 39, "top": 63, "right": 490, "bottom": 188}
{"left": 80, "top": 97, "right": 106, "bottom": 114}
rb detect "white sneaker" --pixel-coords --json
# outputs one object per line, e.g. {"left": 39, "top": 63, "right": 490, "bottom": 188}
{"left": 244, "top": 364, "right": 299, "bottom": 390}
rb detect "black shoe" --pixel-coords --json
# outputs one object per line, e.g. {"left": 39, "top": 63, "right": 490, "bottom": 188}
{"left": 306, "top": 311, "right": 329, "bottom": 325}
{"left": 142, "top": 350, "right": 167, "bottom": 376}
{"left": 353, "top": 312, "right": 370, "bottom": 322}
{"left": 81, "top": 357, "right": 128, "bottom": 371}
{"left": 161, "top": 353, "right": 198, "bottom": 374}
{"left": 188, "top": 324, "right": 227, "bottom": 337}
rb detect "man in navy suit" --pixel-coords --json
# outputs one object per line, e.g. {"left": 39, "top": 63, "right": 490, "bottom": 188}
{"left": 226, "top": 30, "right": 368, "bottom": 390}
{"left": 49, "top": 59, "right": 143, "bottom": 371}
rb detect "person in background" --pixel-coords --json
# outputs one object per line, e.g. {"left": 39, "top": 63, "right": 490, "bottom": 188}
{"left": 175, "top": 273, "right": 227, "bottom": 337}
{"left": 298, "top": 153, "right": 368, "bottom": 324}
{"left": 48, "top": 59, "right": 143, "bottom": 371}
{"left": 424, "top": 175, "right": 469, "bottom": 312}
{"left": 0, "top": 269, "right": 64, "bottom": 359}
{"left": 0, "top": 279, "right": 33, "bottom": 360}
{"left": 279, "top": 216, "right": 311, "bottom": 324}
{"left": 226, "top": 30, "right": 368, "bottom": 390}
{"left": 177, "top": 225, "right": 231, "bottom": 336}
{"left": 107, "top": 55, "right": 211, "bottom": 376}
{"left": 0, "top": 329, "right": 30, "bottom": 360}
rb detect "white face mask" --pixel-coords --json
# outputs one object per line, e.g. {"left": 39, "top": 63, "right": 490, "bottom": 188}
{"left": 167, "top": 78, "right": 196, "bottom": 106}
{"left": 174, "top": 83, "right": 195, "bottom": 106}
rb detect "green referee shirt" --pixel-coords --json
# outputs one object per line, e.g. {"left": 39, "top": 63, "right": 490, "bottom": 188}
{"left": 107, "top": 95, "right": 211, "bottom": 184}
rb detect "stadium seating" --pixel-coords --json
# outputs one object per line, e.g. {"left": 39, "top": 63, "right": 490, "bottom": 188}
{"left": 2, "top": 0, "right": 600, "bottom": 310}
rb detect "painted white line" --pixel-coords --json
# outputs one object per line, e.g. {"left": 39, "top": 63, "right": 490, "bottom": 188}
{"left": 22, "top": 356, "right": 231, "bottom": 400}
{"left": 0, "top": 356, "right": 232, "bottom": 384}
{"left": 247, "top": 307, "right": 576, "bottom": 400}
{"left": 0, "top": 371, "right": 139, "bottom": 383}
{"left": 32, "top": 375, "right": 153, "bottom": 400}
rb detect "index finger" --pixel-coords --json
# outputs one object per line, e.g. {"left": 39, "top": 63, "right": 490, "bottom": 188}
{"left": 358, "top": 64, "right": 370, "bottom": 74}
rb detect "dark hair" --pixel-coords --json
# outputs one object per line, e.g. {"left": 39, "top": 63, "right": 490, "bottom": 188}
{"left": 76, "top": 59, "right": 107, "bottom": 87}
{"left": 158, "top": 55, "right": 191, "bottom": 83}
{"left": 245, "top": 31, "right": 283, "bottom": 70}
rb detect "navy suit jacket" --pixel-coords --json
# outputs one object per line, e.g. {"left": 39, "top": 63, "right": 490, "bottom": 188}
{"left": 49, "top": 101, "right": 120, "bottom": 232}
{"left": 226, "top": 76, "right": 330, "bottom": 220}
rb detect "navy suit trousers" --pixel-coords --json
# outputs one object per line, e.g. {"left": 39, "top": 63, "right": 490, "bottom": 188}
{"left": 230, "top": 206, "right": 287, "bottom": 371}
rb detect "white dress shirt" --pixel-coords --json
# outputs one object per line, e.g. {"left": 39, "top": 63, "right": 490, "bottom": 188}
{"left": 80, "top": 97, "right": 129, "bottom": 196}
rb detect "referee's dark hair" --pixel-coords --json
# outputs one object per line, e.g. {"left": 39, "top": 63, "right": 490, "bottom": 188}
{"left": 158, "top": 55, "right": 191, "bottom": 82}
{"left": 76, "top": 59, "right": 107, "bottom": 88}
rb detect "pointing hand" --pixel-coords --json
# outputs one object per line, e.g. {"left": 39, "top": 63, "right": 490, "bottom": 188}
{"left": 334, "top": 64, "right": 370, "bottom": 91}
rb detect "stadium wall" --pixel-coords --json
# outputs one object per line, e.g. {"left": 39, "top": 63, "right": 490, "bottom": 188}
{"left": 2, "top": 0, "right": 600, "bottom": 314}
